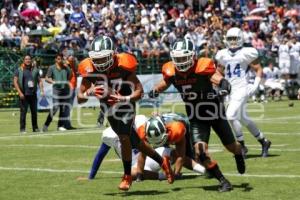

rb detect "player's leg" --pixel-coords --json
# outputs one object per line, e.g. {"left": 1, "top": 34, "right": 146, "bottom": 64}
{"left": 240, "top": 110, "right": 271, "bottom": 157}
{"left": 226, "top": 98, "right": 248, "bottom": 154}
{"left": 191, "top": 120, "right": 232, "bottom": 192}
{"left": 134, "top": 135, "right": 174, "bottom": 184}
{"left": 212, "top": 118, "right": 245, "bottom": 174}
{"left": 88, "top": 127, "right": 117, "bottom": 179}
{"left": 107, "top": 109, "right": 134, "bottom": 191}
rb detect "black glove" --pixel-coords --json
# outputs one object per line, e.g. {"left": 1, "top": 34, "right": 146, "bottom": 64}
{"left": 148, "top": 89, "right": 159, "bottom": 98}
{"left": 219, "top": 78, "right": 231, "bottom": 96}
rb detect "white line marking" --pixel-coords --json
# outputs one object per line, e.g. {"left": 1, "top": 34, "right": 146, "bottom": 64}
{"left": 0, "top": 167, "right": 299, "bottom": 178}
{"left": 0, "top": 144, "right": 100, "bottom": 149}
{"left": 0, "top": 129, "right": 102, "bottom": 140}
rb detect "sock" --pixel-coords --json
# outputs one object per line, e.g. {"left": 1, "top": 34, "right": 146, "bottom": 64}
{"left": 89, "top": 143, "right": 111, "bottom": 179}
{"left": 231, "top": 120, "right": 244, "bottom": 141}
{"left": 122, "top": 160, "right": 132, "bottom": 175}
{"left": 193, "top": 163, "right": 206, "bottom": 174}
{"left": 206, "top": 164, "right": 224, "bottom": 181}
{"left": 246, "top": 121, "right": 264, "bottom": 140}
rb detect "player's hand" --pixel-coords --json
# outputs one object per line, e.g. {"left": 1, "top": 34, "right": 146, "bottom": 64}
{"left": 85, "top": 85, "right": 108, "bottom": 99}
{"left": 148, "top": 89, "right": 159, "bottom": 98}
{"left": 107, "top": 91, "right": 129, "bottom": 105}
{"left": 219, "top": 79, "right": 231, "bottom": 97}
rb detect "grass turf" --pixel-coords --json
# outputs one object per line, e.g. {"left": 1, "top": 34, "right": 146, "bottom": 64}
{"left": 0, "top": 100, "right": 300, "bottom": 200}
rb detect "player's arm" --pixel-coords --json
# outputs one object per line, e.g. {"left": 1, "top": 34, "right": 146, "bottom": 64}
{"left": 135, "top": 152, "right": 147, "bottom": 181}
{"left": 127, "top": 72, "right": 144, "bottom": 102}
{"left": 149, "top": 79, "right": 171, "bottom": 98}
{"left": 77, "top": 77, "right": 92, "bottom": 104}
{"left": 109, "top": 72, "right": 143, "bottom": 103}
{"left": 174, "top": 136, "right": 186, "bottom": 176}
{"left": 249, "top": 59, "right": 263, "bottom": 92}
{"left": 210, "top": 67, "right": 231, "bottom": 96}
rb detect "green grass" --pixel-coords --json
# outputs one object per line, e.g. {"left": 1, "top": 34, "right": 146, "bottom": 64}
{"left": 0, "top": 100, "right": 300, "bottom": 200}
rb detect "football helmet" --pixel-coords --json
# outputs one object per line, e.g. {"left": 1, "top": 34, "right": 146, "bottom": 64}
{"left": 145, "top": 116, "right": 168, "bottom": 147}
{"left": 170, "top": 38, "right": 195, "bottom": 72}
{"left": 225, "top": 27, "right": 244, "bottom": 50}
{"left": 89, "top": 36, "right": 115, "bottom": 72}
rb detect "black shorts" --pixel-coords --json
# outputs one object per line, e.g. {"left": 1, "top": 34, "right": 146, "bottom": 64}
{"left": 101, "top": 102, "right": 141, "bottom": 148}
{"left": 190, "top": 118, "right": 235, "bottom": 146}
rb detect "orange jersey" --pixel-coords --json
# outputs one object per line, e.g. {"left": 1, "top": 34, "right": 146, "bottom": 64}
{"left": 162, "top": 58, "right": 217, "bottom": 102}
{"left": 78, "top": 53, "right": 138, "bottom": 97}
{"left": 137, "top": 121, "right": 186, "bottom": 145}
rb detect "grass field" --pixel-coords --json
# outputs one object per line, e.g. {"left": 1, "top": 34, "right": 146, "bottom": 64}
{"left": 0, "top": 100, "right": 300, "bottom": 200}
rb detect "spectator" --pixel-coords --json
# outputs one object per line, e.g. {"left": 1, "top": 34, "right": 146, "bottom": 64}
{"left": 42, "top": 53, "right": 71, "bottom": 132}
{"left": 263, "top": 62, "right": 284, "bottom": 101}
{"left": 13, "top": 54, "right": 44, "bottom": 134}
{"left": 64, "top": 54, "right": 77, "bottom": 130}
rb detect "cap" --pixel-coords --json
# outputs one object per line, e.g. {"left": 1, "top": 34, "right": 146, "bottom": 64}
{"left": 155, "top": 3, "right": 159, "bottom": 8}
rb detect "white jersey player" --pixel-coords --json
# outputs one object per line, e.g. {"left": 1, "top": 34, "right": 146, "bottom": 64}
{"left": 215, "top": 27, "right": 271, "bottom": 157}
{"left": 84, "top": 115, "right": 205, "bottom": 181}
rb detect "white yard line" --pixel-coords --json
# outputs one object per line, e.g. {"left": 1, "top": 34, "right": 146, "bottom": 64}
{"left": 0, "top": 129, "right": 102, "bottom": 140}
{"left": 0, "top": 166, "right": 299, "bottom": 178}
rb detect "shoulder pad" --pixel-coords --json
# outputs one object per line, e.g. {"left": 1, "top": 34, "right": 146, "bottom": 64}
{"left": 162, "top": 61, "right": 175, "bottom": 80}
{"left": 116, "top": 53, "right": 137, "bottom": 72}
{"left": 78, "top": 58, "right": 95, "bottom": 77}
{"left": 195, "top": 58, "right": 216, "bottom": 75}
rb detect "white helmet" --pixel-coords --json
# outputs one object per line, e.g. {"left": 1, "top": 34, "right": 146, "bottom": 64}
{"left": 225, "top": 27, "right": 244, "bottom": 50}
{"left": 170, "top": 38, "right": 195, "bottom": 72}
{"left": 145, "top": 116, "right": 168, "bottom": 147}
{"left": 88, "top": 36, "right": 115, "bottom": 72}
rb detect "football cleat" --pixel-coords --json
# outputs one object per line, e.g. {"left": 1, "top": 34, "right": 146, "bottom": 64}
{"left": 234, "top": 154, "right": 246, "bottom": 174}
{"left": 218, "top": 177, "right": 233, "bottom": 192}
{"left": 261, "top": 139, "right": 271, "bottom": 157}
{"left": 240, "top": 144, "right": 248, "bottom": 159}
{"left": 161, "top": 156, "right": 174, "bottom": 184}
{"left": 118, "top": 174, "right": 132, "bottom": 191}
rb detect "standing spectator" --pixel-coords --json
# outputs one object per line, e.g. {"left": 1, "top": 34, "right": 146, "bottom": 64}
{"left": 278, "top": 37, "right": 291, "bottom": 79}
{"left": 289, "top": 36, "right": 300, "bottom": 78}
{"left": 13, "top": 55, "right": 44, "bottom": 134}
{"left": 42, "top": 53, "right": 71, "bottom": 132}
{"left": 64, "top": 54, "right": 77, "bottom": 130}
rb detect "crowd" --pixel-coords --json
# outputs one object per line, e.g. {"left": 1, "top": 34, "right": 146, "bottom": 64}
{"left": 0, "top": 0, "right": 299, "bottom": 61}
{"left": 5, "top": 0, "right": 300, "bottom": 133}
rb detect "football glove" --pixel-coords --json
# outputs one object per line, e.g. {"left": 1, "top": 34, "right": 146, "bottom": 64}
{"left": 219, "top": 78, "right": 231, "bottom": 96}
{"left": 148, "top": 89, "right": 159, "bottom": 98}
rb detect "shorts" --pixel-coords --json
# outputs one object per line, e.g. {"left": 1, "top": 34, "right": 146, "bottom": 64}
{"left": 190, "top": 117, "right": 236, "bottom": 146}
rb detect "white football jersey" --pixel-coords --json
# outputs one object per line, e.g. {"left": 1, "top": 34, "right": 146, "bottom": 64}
{"left": 215, "top": 47, "right": 259, "bottom": 89}
{"left": 101, "top": 115, "right": 148, "bottom": 165}
{"left": 263, "top": 67, "right": 281, "bottom": 81}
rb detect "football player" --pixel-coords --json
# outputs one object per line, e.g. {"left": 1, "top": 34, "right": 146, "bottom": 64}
{"left": 148, "top": 38, "right": 245, "bottom": 192}
{"left": 215, "top": 27, "right": 271, "bottom": 157}
{"left": 82, "top": 114, "right": 206, "bottom": 181}
{"left": 77, "top": 36, "right": 174, "bottom": 191}
{"left": 135, "top": 113, "right": 205, "bottom": 180}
